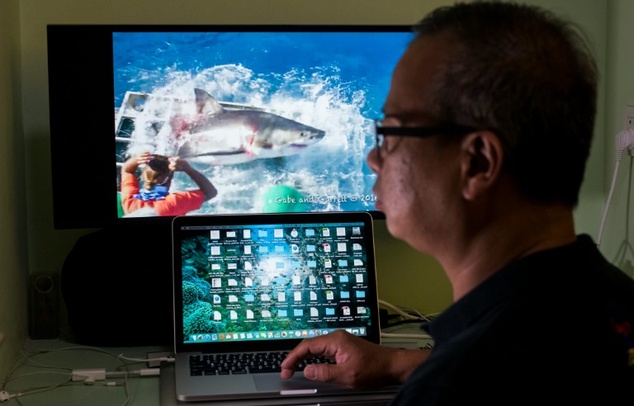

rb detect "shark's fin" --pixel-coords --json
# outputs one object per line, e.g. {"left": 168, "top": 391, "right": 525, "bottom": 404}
{"left": 194, "top": 88, "right": 224, "bottom": 115}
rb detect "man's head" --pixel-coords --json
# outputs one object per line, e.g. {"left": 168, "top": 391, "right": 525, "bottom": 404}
{"left": 413, "top": 1, "right": 598, "bottom": 207}
{"left": 367, "top": 0, "right": 596, "bottom": 250}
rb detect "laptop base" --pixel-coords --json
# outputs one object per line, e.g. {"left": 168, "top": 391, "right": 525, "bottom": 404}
{"left": 160, "top": 364, "right": 395, "bottom": 405}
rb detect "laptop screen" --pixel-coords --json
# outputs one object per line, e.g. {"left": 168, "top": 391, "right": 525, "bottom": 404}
{"left": 172, "top": 212, "right": 380, "bottom": 353}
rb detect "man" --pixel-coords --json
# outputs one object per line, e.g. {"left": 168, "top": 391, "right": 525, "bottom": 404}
{"left": 280, "top": 1, "right": 634, "bottom": 404}
{"left": 120, "top": 151, "right": 217, "bottom": 216}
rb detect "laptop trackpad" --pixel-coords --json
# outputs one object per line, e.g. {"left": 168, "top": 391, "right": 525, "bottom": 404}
{"left": 254, "top": 373, "right": 344, "bottom": 392}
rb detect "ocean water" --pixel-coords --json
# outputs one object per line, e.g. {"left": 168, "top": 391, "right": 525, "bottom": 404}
{"left": 113, "top": 29, "right": 412, "bottom": 214}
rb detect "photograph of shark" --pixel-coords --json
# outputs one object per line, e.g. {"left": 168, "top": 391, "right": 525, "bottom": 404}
{"left": 113, "top": 28, "right": 413, "bottom": 216}
{"left": 174, "top": 88, "right": 326, "bottom": 165}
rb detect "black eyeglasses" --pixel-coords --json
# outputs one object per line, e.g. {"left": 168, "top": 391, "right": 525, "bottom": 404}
{"left": 373, "top": 119, "right": 477, "bottom": 160}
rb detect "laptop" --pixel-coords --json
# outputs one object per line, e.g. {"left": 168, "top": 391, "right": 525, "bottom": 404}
{"left": 170, "top": 211, "right": 399, "bottom": 404}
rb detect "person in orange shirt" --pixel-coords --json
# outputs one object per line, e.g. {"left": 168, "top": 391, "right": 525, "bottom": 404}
{"left": 120, "top": 151, "right": 217, "bottom": 216}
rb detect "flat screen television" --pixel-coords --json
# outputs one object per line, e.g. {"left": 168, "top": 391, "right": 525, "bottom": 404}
{"left": 47, "top": 24, "right": 413, "bottom": 230}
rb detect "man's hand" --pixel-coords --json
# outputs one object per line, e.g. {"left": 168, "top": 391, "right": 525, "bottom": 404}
{"left": 280, "top": 330, "right": 427, "bottom": 388}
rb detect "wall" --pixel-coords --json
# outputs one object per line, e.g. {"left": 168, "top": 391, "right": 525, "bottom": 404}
{"left": 2, "top": 0, "right": 628, "bottom": 379}
{"left": 19, "top": 0, "right": 455, "bottom": 335}
{"left": 601, "top": 0, "right": 634, "bottom": 274}
{"left": 0, "top": 0, "right": 29, "bottom": 380}
{"left": 531, "top": 0, "right": 608, "bottom": 249}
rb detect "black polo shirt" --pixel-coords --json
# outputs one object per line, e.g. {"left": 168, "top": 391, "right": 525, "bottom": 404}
{"left": 391, "top": 234, "right": 634, "bottom": 405}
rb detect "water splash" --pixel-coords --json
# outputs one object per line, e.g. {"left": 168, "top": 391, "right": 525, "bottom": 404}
{"left": 122, "top": 63, "right": 376, "bottom": 214}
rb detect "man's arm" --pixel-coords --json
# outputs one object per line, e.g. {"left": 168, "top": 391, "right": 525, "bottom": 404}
{"left": 280, "top": 330, "right": 430, "bottom": 387}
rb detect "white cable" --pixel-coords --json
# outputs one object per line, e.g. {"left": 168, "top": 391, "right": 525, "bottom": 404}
{"left": 72, "top": 368, "right": 106, "bottom": 382}
{"left": 72, "top": 368, "right": 161, "bottom": 382}
{"left": 0, "top": 375, "right": 72, "bottom": 401}
{"left": 126, "top": 368, "right": 161, "bottom": 377}
{"left": 118, "top": 354, "right": 175, "bottom": 363}
{"left": 381, "top": 332, "right": 432, "bottom": 340}
{"left": 95, "top": 381, "right": 121, "bottom": 387}
{"left": 379, "top": 299, "right": 424, "bottom": 321}
{"left": 596, "top": 158, "right": 621, "bottom": 247}
{"left": 0, "top": 391, "right": 11, "bottom": 402}
{"left": 596, "top": 129, "right": 634, "bottom": 247}
{"left": 3, "top": 344, "right": 168, "bottom": 405}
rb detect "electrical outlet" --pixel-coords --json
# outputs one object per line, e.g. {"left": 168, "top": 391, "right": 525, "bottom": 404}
{"left": 624, "top": 105, "right": 634, "bottom": 130}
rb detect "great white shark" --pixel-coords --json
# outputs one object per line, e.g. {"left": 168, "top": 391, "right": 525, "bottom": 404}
{"left": 173, "top": 88, "right": 325, "bottom": 165}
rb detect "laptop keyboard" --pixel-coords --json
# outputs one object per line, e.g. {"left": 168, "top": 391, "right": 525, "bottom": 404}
{"left": 189, "top": 352, "right": 335, "bottom": 375}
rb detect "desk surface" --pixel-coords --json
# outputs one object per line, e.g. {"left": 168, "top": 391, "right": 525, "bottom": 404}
{"left": 2, "top": 325, "right": 430, "bottom": 405}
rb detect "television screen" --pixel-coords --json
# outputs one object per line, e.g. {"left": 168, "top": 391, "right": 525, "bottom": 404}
{"left": 47, "top": 25, "right": 413, "bottom": 229}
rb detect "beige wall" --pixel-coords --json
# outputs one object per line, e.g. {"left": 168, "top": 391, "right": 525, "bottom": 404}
{"left": 3, "top": 0, "right": 633, "bottom": 380}
{"left": 602, "top": 0, "right": 634, "bottom": 272}
{"left": 0, "top": 0, "right": 30, "bottom": 381}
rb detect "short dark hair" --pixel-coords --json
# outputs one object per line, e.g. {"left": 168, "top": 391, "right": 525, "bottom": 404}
{"left": 414, "top": 0, "right": 598, "bottom": 207}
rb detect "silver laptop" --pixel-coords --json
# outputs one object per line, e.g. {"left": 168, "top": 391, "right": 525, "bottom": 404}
{"left": 170, "top": 212, "right": 398, "bottom": 403}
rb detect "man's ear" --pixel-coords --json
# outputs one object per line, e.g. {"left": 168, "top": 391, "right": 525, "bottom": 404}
{"left": 460, "top": 131, "right": 504, "bottom": 201}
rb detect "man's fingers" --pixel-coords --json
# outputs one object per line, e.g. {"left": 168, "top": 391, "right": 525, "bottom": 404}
{"left": 280, "top": 363, "right": 335, "bottom": 383}
{"left": 282, "top": 339, "right": 325, "bottom": 368}
{"left": 303, "top": 364, "right": 328, "bottom": 381}
{"left": 304, "top": 364, "right": 352, "bottom": 386}
{"left": 279, "top": 367, "right": 295, "bottom": 380}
